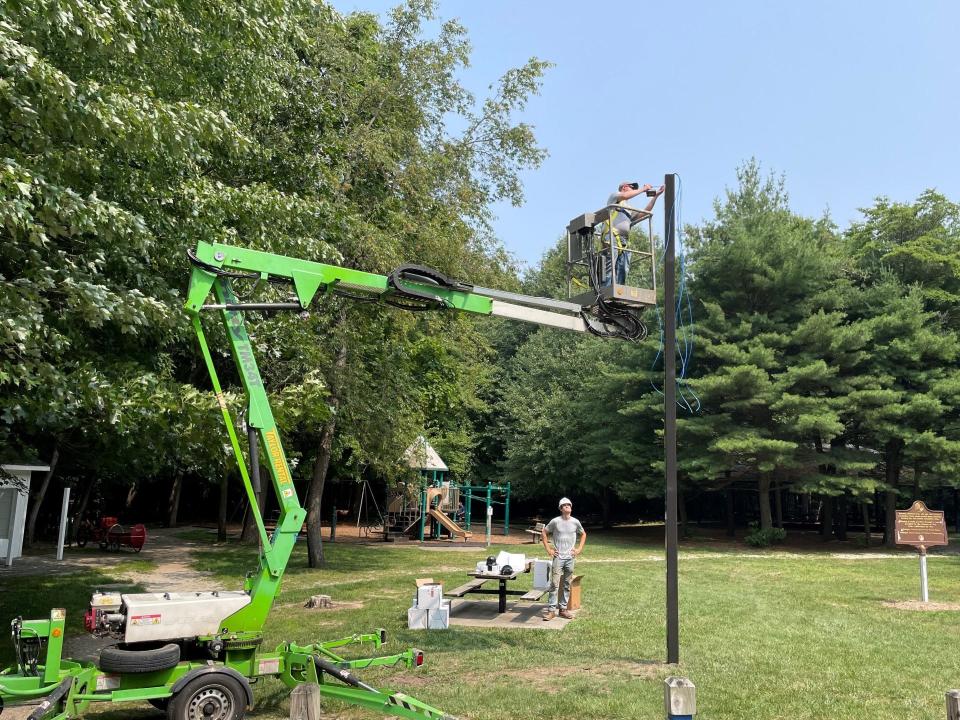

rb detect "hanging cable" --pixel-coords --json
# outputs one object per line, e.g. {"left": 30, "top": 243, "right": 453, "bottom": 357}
{"left": 580, "top": 244, "right": 649, "bottom": 341}
{"left": 650, "top": 174, "right": 700, "bottom": 411}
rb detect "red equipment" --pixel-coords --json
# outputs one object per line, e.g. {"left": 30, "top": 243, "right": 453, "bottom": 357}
{"left": 76, "top": 516, "right": 147, "bottom": 552}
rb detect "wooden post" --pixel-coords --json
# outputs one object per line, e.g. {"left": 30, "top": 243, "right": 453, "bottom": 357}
{"left": 946, "top": 689, "right": 960, "bottom": 720}
{"left": 290, "top": 683, "right": 323, "bottom": 720}
{"left": 664, "top": 676, "right": 696, "bottom": 718}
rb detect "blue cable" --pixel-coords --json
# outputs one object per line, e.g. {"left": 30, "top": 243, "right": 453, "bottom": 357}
{"left": 650, "top": 174, "right": 700, "bottom": 412}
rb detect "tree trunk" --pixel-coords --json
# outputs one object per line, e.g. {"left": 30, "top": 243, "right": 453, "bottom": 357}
{"left": 217, "top": 473, "right": 228, "bottom": 542}
{"left": 73, "top": 478, "right": 96, "bottom": 541}
{"left": 240, "top": 501, "right": 254, "bottom": 543}
{"left": 912, "top": 463, "right": 921, "bottom": 501}
{"left": 306, "top": 339, "right": 348, "bottom": 568}
{"left": 861, "top": 502, "right": 871, "bottom": 546}
{"left": 240, "top": 489, "right": 266, "bottom": 543}
{"left": 725, "top": 485, "right": 736, "bottom": 538}
{"left": 883, "top": 438, "right": 904, "bottom": 548}
{"left": 600, "top": 487, "right": 611, "bottom": 529}
{"left": 800, "top": 493, "right": 811, "bottom": 524}
{"left": 166, "top": 472, "right": 184, "bottom": 528}
{"left": 836, "top": 493, "right": 848, "bottom": 541}
{"left": 820, "top": 496, "right": 833, "bottom": 539}
{"left": 758, "top": 475, "right": 773, "bottom": 531}
{"left": 25, "top": 444, "right": 60, "bottom": 546}
{"left": 773, "top": 479, "right": 783, "bottom": 528}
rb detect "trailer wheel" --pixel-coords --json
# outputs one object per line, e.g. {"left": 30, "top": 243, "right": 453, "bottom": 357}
{"left": 167, "top": 674, "right": 246, "bottom": 720}
{"left": 99, "top": 642, "right": 181, "bottom": 673}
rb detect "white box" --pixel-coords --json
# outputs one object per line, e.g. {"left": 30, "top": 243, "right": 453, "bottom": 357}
{"left": 495, "top": 551, "right": 526, "bottom": 572}
{"left": 416, "top": 583, "right": 443, "bottom": 609}
{"left": 407, "top": 607, "right": 429, "bottom": 629}
{"left": 428, "top": 602, "right": 450, "bottom": 629}
{"left": 532, "top": 559, "right": 552, "bottom": 590}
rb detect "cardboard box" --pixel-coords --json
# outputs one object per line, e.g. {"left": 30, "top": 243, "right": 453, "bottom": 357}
{"left": 428, "top": 601, "right": 450, "bottom": 630}
{"left": 407, "top": 607, "right": 429, "bottom": 629}
{"left": 416, "top": 583, "right": 443, "bottom": 609}
{"left": 415, "top": 578, "right": 435, "bottom": 587}
{"left": 531, "top": 559, "right": 552, "bottom": 590}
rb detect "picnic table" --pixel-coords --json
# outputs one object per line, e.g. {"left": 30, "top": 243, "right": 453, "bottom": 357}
{"left": 447, "top": 568, "right": 535, "bottom": 613}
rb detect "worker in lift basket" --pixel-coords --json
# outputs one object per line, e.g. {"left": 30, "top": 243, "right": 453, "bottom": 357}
{"left": 602, "top": 181, "right": 665, "bottom": 286}
{"left": 541, "top": 497, "right": 586, "bottom": 620}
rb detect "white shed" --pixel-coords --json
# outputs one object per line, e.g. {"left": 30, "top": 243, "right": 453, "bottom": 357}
{"left": 0, "top": 464, "right": 50, "bottom": 564}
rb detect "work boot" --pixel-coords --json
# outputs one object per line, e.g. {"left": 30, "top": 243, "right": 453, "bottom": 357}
{"left": 559, "top": 609, "right": 574, "bottom": 619}
{"left": 543, "top": 610, "right": 557, "bottom": 621}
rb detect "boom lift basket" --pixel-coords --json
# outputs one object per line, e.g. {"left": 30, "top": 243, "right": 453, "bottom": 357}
{"left": 566, "top": 204, "right": 657, "bottom": 308}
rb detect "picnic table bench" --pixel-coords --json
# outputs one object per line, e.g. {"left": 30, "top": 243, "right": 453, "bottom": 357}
{"left": 520, "top": 574, "right": 584, "bottom": 608}
{"left": 446, "top": 578, "right": 487, "bottom": 598}
{"left": 446, "top": 571, "right": 525, "bottom": 613}
{"left": 524, "top": 522, "right": 545, "bottom": 543}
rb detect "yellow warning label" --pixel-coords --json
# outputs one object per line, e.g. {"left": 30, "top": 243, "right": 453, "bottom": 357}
{"left": 264, "top": 429, "right": 291, "bottom": 484}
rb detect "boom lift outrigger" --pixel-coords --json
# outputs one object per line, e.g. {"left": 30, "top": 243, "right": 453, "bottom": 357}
{"left": 1, "top": 218, "right": 653, "bottom": 720}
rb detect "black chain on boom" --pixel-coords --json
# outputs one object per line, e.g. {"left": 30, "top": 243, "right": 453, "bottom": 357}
{"left": 580, "top": 247, "right": 649, "bottom": 342}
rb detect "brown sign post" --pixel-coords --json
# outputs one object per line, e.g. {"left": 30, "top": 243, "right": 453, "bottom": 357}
{"left": 895, "top": 500, "right": 948, "bottom": 602}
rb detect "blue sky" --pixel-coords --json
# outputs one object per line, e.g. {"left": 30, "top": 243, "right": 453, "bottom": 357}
{"left": 331, "top": 0, "right": 960, "bottom": 269}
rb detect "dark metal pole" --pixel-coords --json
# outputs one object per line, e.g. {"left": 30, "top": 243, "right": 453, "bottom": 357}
{"left": 664, "top": 173, "right": 680, "bottom": 664}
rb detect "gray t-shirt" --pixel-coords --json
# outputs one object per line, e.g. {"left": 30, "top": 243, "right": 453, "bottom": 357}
{"left": 546, "top": 516, "right": 585, "bottom": 560}
{"left": 606, "top": 192, "right": 632, "bottom": 238}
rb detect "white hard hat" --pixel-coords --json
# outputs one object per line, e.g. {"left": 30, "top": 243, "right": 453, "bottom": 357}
{"left": 558, "top": 497, "right": 572, "bottom": 508}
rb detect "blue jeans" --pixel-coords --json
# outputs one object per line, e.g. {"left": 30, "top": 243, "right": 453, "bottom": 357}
{"left": 547, "top": 556, "right": 575, "bottom": 611}
{"left": 600, "top": 246, "right": 630, "bottom": 287}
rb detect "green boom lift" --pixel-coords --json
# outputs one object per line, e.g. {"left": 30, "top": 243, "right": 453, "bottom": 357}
{"left": 0, "top": 230, "right": 651, "bottom": 720}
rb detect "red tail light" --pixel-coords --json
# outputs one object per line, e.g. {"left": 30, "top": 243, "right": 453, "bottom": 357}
{"left": 83, "top": 609, "right": 96, "bottom": 633}
{"left": 413, "top": 650, "right": 424, "bottom": 667}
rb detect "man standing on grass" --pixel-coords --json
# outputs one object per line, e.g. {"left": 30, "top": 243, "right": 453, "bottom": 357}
{"left": 541, "top": 497, "right": 586, "bottom": 620}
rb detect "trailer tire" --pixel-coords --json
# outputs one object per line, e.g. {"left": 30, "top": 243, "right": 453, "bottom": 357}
{"left": 167, "top": 673, "right": 246, "bottom": 720}
{"left": 99, "top": 642, "right": 180, "bottom": 673}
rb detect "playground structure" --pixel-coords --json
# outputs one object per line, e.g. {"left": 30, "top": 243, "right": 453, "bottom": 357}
{"left": 385, "top": 438, "right": 511, "bottom": 543}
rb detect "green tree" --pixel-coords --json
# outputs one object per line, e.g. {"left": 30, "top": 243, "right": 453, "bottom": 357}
{"left": 683, "top": 162, "right": 855, "bottom": 530}
{"left": 1, "top": 0, "right": 545, "bottom": 556}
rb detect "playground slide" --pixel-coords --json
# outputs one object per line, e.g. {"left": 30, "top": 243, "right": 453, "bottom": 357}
{"left": 427, "top": 508, "right": 473, "bottom": 540}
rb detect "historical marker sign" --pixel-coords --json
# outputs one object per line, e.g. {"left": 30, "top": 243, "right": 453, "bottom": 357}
{"left": 895, "top": 500, "right": 948, "bottom": 551}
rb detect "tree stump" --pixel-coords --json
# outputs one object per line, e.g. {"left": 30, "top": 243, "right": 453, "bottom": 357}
{"left": 305, "top": 594, "right": 332, "bottom": 609}
{"left": 947, "top": 690, "right": 960, "bottom": 720}
{"left": 290, "top": 682, "right": 322, "bottom": 720}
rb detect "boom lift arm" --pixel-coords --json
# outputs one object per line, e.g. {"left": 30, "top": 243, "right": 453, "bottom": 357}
{"left": 183, "top": 240, "right": 651, "bottom": 634}
{"left": 0, "top": 236, "right": 654, "bottom": 720}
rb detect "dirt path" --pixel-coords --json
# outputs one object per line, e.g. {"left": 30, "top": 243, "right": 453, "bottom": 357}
{"left": 0, "top": 526, "right": 221, "bottom": 590}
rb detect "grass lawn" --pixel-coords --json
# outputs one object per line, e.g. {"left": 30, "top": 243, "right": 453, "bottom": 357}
{"left": 2, "top": 531, "right": 958, "bottom": 719}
